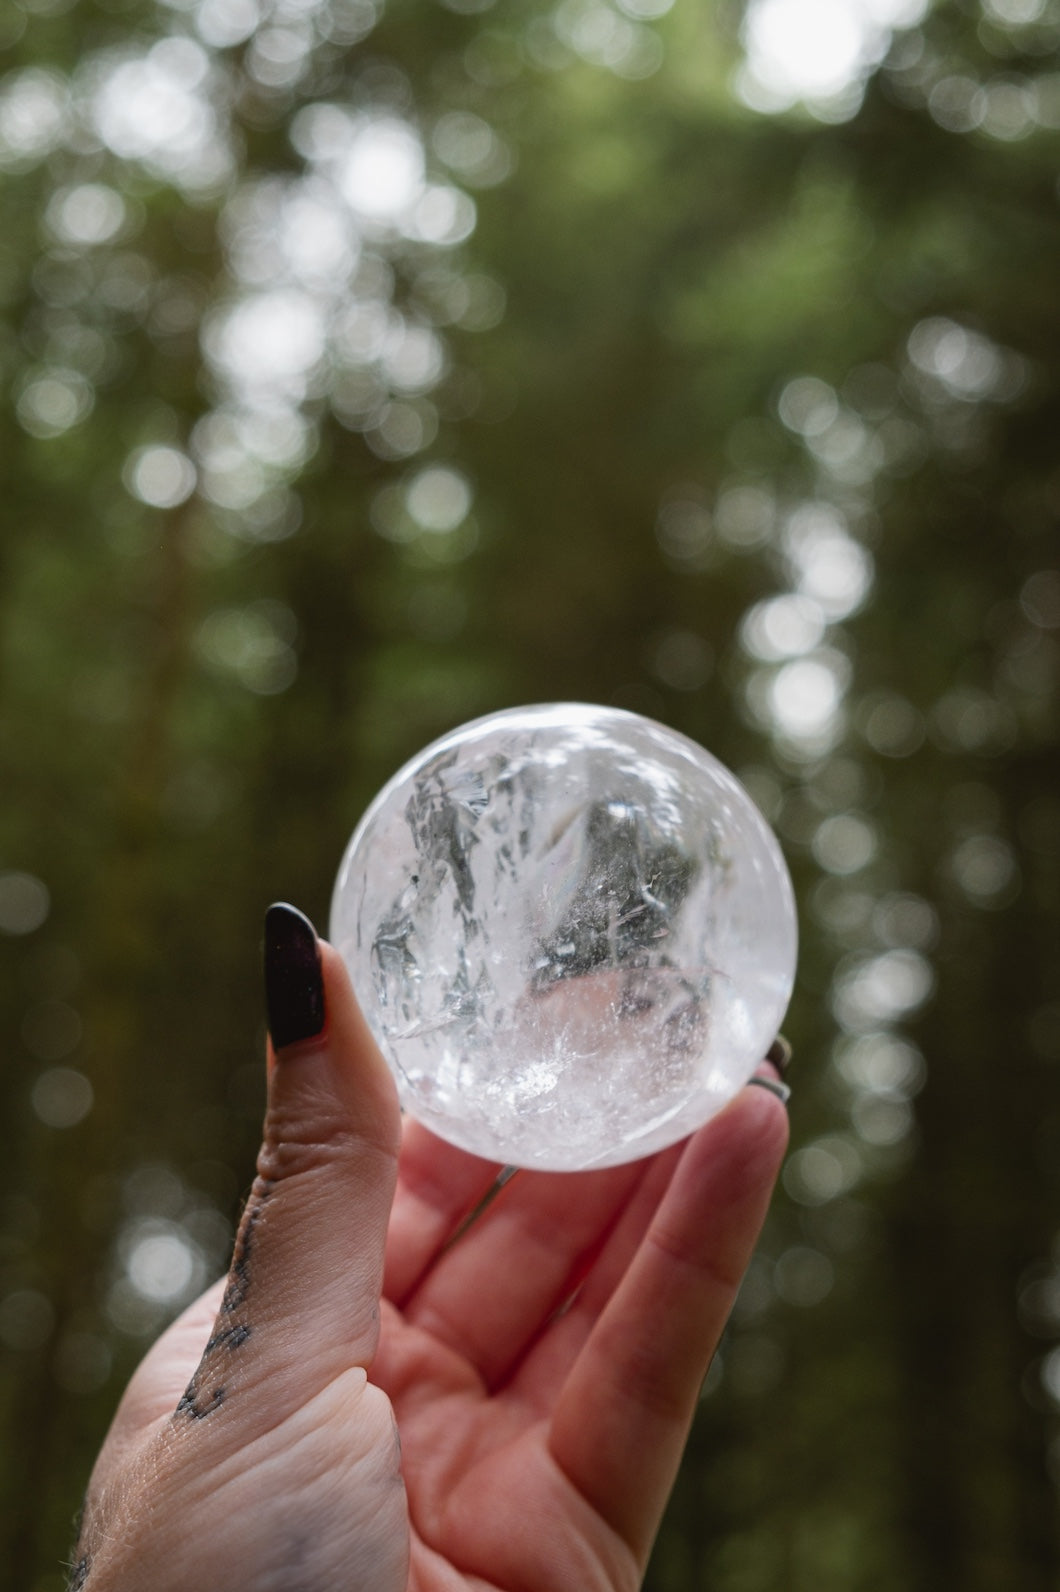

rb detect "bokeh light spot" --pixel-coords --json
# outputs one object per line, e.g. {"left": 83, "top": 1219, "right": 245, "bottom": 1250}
{"left": 432, "top": 112, "right": 512, "bottom": 186}
{"left": 655, "top": 497, "right": 713, "bottom": 569}
{"left": 774, "top": 1245, "right": 834, "bottom": 1306}
{"left": 812, "top": 812, "right": 878, "bottom": 875}
{"left": 784, "top": 1136, "right": 862, "bottom": 1205}
{"left": 31, "top": 1067, "right": 94, "bottom": 1128}
{"left": 413, "top": 185, "right": 477, "bottom": 246}
{"left": 45, "top": 182, "right": 126, "bottom": 246}
{"left": 90, "top": 40, "right": 231, "bottom": 192}
{"left": 984, "top": 0, "right": 1045, "bottom": 20}
{"left": 715, "top": 484, "right": 775, "bottom": 550}
{"left": 836, "top": 1031, "right": 926, "bottom": 1097}
{"left": 1021, "top": 570, "right": 1060, "bottom": 629}
{"left": 778, "top": 375, "right": 839, "bottom": 437}
{"left": 16, "top": 367, "right": 94, "bottom": 438}
{"left": 739, "top": 0, "right": 925, "bottom": 116}
{"left": 832, "top": 948, "right": 934, "bottom": 1030}
{"left": 949, "top": 833, "right": 1020, "bottom": 906}
{"left": 783, "top": 504, "right": 874, "bottom": 620}
{"left": 0, "top": 872, "right": 50, "bottom": 934}
{"left": 124, "top": 445, "right": 197, "bottom": 509}
{"left": 382, "top": 322, "right": 446, "bottom": 395}
{"left": 0, "top": 68, "right": 69, "bottom": 168}
{"left": 1042, "top": 1347, "right": 1060, "bottom": 1407}
{"left": 616, "top": 0, "right": 674, "bottom": 16}
{"left": 123, "top": 1222, "right": 200, "bottom": 1303}
{"left": 340, "top": 116, "right": 425, "bottom": 221}
{"left": 741, "top": 594, "right": 826, "bottom": 661}
{"left": 907, "top": 317, "right": 1027, "bottom": 403}
{"left": 858, "top": 692, "right": 925, "bottom": 757}
{"left": 406, "top": 465, "right": 472, "bottom": 532}
{"left": 195, "top": 0, "right": 261, "bottom": 47}
{"left": 872, "top": 892, "right": 938, "bottom": 950}
{"left": 932, "top": 688, "right": 1016, "bottom": 754}
{"left": 204, "top": 289, "right": 326, "bottom": 404}
{"left": 367, "top": 399, "right": 438, "bottom": 460}
{"left": 851, "top": 1094, "right": 914, "bottom": 1145}
{"left": 195, "top": 603, "right": 298, "bottom": 694}
{"left": 769, "top": 653, "right": 847, "bottom": 740}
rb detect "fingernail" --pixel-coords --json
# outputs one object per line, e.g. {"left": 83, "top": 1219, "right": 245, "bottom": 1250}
{"left": 264, "top": 903, "right": 325, "bottom": 1050}
{"left": 747, "top": 1075, "right": 791, "bottom": 1105}
{"left": 766, "top": 1034, "right": 793, "bottom": 1076}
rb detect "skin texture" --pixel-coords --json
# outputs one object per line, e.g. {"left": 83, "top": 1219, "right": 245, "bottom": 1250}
{"left": 72, "top": 942, "right": 788, "bottom": 1592}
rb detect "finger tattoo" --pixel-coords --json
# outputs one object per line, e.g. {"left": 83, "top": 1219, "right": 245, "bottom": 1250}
{"left": 175, "top": 1178, "right": 272, "bottom": 1422}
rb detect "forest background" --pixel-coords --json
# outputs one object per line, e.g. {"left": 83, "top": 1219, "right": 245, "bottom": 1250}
{"left": 0, "top": 0, "right": 1058, "bottom": 1586}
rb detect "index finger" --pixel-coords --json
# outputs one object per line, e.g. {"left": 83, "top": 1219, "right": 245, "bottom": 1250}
{"left": 383, "top": 1119, "right": 505, "bottom": 1305}
{"left": 547, "top": 1083, "right": 789, "bottom": 1566}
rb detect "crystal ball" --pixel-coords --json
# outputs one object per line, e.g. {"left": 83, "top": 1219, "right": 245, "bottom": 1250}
{"left": 330, "top": 703, "right": 797, "bottom": 1171}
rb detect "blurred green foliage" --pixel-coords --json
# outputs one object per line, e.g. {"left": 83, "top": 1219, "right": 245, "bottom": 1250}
{"left": 0, "top": 0, "right": 1058, "bottom": 1587}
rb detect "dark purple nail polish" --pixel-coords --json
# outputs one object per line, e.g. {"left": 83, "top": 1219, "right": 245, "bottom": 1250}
{"left": 264, "top": 903, "right": 325, "bottom": 1050}
{"left": 766, "top": 1034, "right": 793, "bottom": 1075}
{"left": 748, "top": 1074, "right": 791, "bottom": 1105}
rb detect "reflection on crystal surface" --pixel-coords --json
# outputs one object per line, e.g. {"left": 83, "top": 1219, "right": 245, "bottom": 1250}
{"left": 331, "top": 703, "right": 797, "bottom": 1170}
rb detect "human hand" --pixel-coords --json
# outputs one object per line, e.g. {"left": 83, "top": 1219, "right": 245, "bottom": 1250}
{"left": 71, "top": 905, "right": 788, "bottom": 1592}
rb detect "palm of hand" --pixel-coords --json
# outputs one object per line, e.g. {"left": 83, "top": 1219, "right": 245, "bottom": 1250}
{"left": 380, "top": 1303, "right": 638, "bottom": 1592}
{"left": 373, "top": 1129, "right": 661, "bottom": 1592}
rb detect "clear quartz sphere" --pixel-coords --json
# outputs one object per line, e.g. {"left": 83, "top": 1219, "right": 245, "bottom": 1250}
{"left": 330, "top": 703, "right": 797, "bottom": 1171}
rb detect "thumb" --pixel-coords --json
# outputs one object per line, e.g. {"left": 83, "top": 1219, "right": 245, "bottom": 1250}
{"left": 177, "top": 902, "right": 401, "bottom": 1428}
